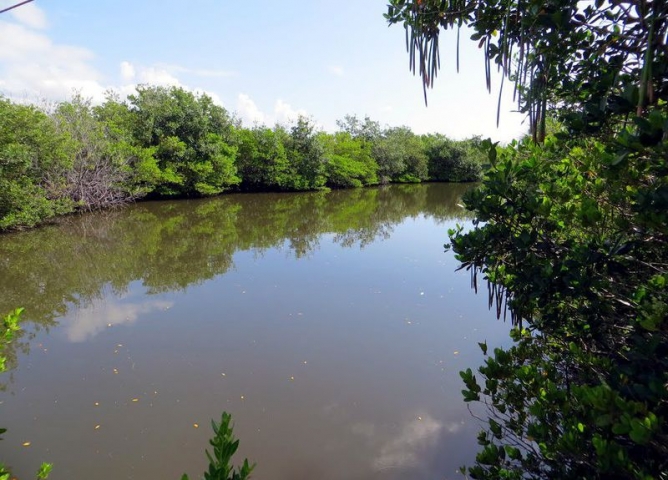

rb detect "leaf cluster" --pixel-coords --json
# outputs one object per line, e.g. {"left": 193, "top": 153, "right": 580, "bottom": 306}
{"left": 450, "top": 119, "right": 667, "bottom": 478}
{"left": 181, "top": 413, "right": 254, "bottom": 480}
{"left": 386, "top": 0, "right": 668, "bottom": 142}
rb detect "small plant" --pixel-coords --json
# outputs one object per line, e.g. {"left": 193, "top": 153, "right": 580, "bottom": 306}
{"left": 182, "top": 412, "right": 254, "bottom": 480}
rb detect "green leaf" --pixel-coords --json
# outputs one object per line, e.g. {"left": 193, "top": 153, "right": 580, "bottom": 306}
{"left": 611, "top": 151, "right": 628, "bottom": 166}
{"left": 36, "top": 463, "right": 52, "bottom": 480}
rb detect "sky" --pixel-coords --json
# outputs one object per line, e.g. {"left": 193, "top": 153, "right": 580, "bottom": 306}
{"left": 0, "top": 0, "right": 528, "bottom": 141}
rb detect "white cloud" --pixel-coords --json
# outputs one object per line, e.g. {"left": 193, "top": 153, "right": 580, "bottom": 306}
{"left": 194, "top": 88, "right": 224, "bottom": 107}
{"left": 9, "top": 2, "right": 47, "bottom": 29}
{"left": 274, "top": 98, "right": 307, "bottom": 124}
{"left": 327, "top": 64, "right": 344, "bottom": 77}
{"left": 237, "top": 93, "right": 265, "bottom": 125}
{"left": 0, "top": 19, "right": 106, "bottom": 102}
{"left": 136, "top": 65, "right": 182, "bottom": 87}
{"left": 116, "top": 62, "right": 225, "bottom": 107}
{"left": 64, "top": 298, "right": 174, "bottom": 342}
{"left": 0, "top": 10, "right": 228, "bottom": 108}
{"left": 230, "top": 94, "right": 310, "bottom": 128}
{"left": 120, "top": 61, "right": 136, "bottom": 82}
{"left": 0, "top": 9, "right": 296, "bottom": 129}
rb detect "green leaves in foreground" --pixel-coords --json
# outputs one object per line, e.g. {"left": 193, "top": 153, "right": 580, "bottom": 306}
{"left": 450, "top": 131, "right": 668, "bottom": 479}
{"left": 182, "top": 412, "right": 254, "bottom": 480}
{"left": 0, "top": 463, "right": 52, "bottom": 480}
{"left": 0, "top": 308, "right": 22, "bottom": 374}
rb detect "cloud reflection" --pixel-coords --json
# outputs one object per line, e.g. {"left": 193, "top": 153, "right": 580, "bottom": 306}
{"left": 350, "top": 412, "right": 464, "bottom": 473}
{"left": 372, "top": 414, "right": 443, "bottom": 471}
{"left": 64, "top": 297, "right": 173, "bottom": 342}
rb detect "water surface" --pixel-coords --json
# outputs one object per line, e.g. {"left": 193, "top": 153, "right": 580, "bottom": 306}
{"left": 0, "top": 184, "right": 510, "bottom": 480}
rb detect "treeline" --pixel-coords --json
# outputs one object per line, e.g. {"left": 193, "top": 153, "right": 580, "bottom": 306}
{"left": 0, "top": 85, "right": 485, "bottom": 231}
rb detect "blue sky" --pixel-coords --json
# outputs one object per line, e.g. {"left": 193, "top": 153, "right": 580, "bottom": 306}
{"left": 0, "top": 0, "right": 527, "bottom": 141}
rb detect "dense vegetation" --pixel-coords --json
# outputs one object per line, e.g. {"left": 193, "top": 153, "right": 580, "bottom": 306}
{"left": 0, "top": 88, "right": 485, "bottom": 231}
{"left": 388, "top": 0, "right": 667, "bottom": 479}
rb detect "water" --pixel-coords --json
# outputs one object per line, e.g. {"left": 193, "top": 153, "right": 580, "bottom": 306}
{"left": 0, "top": 183, "right": 510, "bottom": 480}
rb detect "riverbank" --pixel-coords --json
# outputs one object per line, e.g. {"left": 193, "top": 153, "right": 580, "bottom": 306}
{"left": 1, "top": 87, "right": 485, "bottom": 232}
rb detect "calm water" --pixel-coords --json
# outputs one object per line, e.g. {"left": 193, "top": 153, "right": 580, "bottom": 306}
{"left": 0, "top": 183, "right": 510, "bottom": 480}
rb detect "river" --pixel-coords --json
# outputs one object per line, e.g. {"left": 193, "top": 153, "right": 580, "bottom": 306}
{"left": 0, "top": 183, "right": 510, "bottom": 480}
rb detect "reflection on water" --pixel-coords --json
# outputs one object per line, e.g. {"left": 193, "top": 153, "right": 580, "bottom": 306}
{"left": 369, "top": 413, "right": 445, "bottom": 472}
{"left": 0, "top": 183, "right": 510, "bottom": 480}
{"left": 64, "top": 296, "right": 174, "bottom": 343}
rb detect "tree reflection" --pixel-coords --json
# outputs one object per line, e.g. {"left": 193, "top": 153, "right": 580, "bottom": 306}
{"left": 0, "top": 183, "right": 474, "bottom": 378}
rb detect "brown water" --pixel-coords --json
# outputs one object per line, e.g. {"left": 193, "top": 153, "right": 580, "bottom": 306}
{"left": 0, "top": 183, "right": 510, "bottom": 480}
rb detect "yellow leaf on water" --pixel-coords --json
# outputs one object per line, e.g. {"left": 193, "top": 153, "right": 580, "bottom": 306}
{"left": 22, "top": 442, "right": 31, "bottom": 447}
{"left": 132, "top": 398, "right": 139, "bottom": 402}
{"left": 193, "top": 423, "right": 199, "bottom": 428}
{"left": 453, "top": 351, "right": 460, "bottom": 355}
{"left": 94, "top": 425, "right": 101, "bottom": 430}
